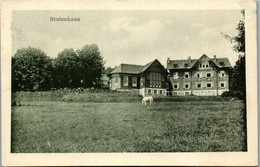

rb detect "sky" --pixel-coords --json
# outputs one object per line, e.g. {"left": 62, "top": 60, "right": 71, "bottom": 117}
{"left": 12, "top": 10, "right": 243, "bottom": 67}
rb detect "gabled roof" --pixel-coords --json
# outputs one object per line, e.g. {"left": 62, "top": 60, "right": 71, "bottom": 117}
{"left": 167, "top": 54, "right": 231, "bottom": 70}
{"left": 108, "top": 59, "right": 165, "bottom": 75}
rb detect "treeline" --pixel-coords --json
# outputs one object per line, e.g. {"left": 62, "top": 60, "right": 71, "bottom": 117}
{"left": 12, "top": 44, "right": 106, "bottom": 91}
{"left": 222, "top": 10, "right": 245, "bottom": 100}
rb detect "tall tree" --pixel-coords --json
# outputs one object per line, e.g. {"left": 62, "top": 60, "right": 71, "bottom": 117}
{"left": 12, "top": 47, "right": 53, "bottom": 91}
{"left": 223, "top": 10, "right": 245, "bottom": 100}
{"left": 103, "top": 66, "right": 117, "bottom": 75}
{"left": 77, "top": 44, "right": 104, "bottom": 88}
{"left": 53, "top": 48, "right": 81, "bottom": 88}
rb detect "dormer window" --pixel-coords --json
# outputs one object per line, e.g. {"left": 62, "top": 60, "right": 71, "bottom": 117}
{"left": 219, "top": 62, "right": 224, "bottom": 66}
{"left": 184, "top": 63, "right": 189, "bottom": 67}
{"left": 173, "top": 64, "right": 178, "bottom": 68}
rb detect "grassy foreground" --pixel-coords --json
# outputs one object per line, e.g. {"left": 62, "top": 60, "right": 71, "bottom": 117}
{"left": 11, "top": 91, "right": 247, "bottom": 152}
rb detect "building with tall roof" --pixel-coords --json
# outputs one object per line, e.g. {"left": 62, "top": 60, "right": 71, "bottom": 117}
{"left": 107, "top": 59, "right": 168, "bottom": 96}
{"left": 167, "top": 54, "right": 231, "bottom": 96}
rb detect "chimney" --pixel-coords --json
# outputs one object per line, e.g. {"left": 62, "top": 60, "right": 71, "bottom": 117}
{"left": 188, "top": 56, "right": 191, "bottom": 64}
{"left": 167, "top": 57, "right": 170, "bottom": 64}
{"left": 214, "top": 55, "right": 216, "bottom": 62}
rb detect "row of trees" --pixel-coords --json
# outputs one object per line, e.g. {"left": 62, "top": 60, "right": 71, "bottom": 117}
{"left": 223, "top": 10, "right": 245, "bottom": 100}
{"left": 12, "top": 44, "right": 106, "bottom": 91}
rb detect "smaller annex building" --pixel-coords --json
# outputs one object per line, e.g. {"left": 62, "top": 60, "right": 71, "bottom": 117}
{"left": 107, "top": 59, "right": 168, "bottom": 96}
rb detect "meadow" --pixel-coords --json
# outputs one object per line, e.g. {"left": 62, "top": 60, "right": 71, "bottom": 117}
{"left": 11, "top": 90, "right": 247, "bottom": 153}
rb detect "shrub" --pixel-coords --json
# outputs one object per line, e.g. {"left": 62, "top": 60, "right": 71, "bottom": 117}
{"left": 221, "top": 91, "right": 233, "bottom": 97}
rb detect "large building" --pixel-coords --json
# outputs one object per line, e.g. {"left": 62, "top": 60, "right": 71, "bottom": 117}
{"left": 167, "top": 54, "right": 231, "bottom": 96}
{"left": 107, "top": 59, "right": 168, "bottom": 96}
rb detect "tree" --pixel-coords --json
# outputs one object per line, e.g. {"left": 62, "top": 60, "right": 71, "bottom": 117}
{"left": 103, "top": 66, "right": 116, "bottom": 75}
{"left": 53, "top": 48, "right": 81, "bottom": 88}
{"left": 77, "top": 44, "right": 104, "bottom": 88}
{"left": 231, "top": 56, "right": 246, "bottom": 100}
{"left": 12, "top": 47, "right": 53, "bottom": 91}
{"left": 223, "top": 10, "right": 245, "bottom": 100}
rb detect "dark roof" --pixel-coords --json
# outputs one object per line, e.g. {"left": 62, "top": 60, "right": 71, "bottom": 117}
{"left": 108, "top": 59, "right": 163, "bottom": 75}
{"left": 139, "top": 61, "right": 154, "bottom": 73}
{"left": 167, "top": 55, "right": 231, "bottom": 70}
{"left": 109, "top": 64, "right": 144, "bottom": 74}
{"left": 214, "top": 58, "right": 231, "bottom": 67}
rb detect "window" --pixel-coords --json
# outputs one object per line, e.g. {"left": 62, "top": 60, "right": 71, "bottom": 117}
{"left": 220, "top": 71, "right": 225, "bottom": 77}
{"left": 154, "top": 90, "right": 157, "bottom": 94}
{"left": 150, "top": 73, "right": 161, "bottom": 87}
{"left": 185, "top": 72, "right": 189, "bottom": 78}
{"left": 140, "top": 77, "right": 144, "bottom": 86}
{"left": 160, "top": 90, "right": 163, "bottom": 94}
{"left": 148, "top": 89, "right": 152, "bottom": 94}
{"left": 219, "top": 62, "right": 224, "bottom": 66}
{"left": 200, "top": 62, "right": 210, "bottom": 69}
{"left": 123, "top": 76, "right": 128, "bottom": 86}
{"left": 173, "top": 72, "right": 178, "bottom": 79}
{"left": 197, "top": 73, "right": 200, "bottom": 78}
{"left": 197, "top": 83, "right": 201, "bottom": 88}
{"left": 207, "top": 73, "right": 211, "bottom": 78}
{"left": 174, "top": 83, "right": 178, "bottom": 89}
{"left": 174, "top": 64, "right": 178, "bottom": 68}
{"left": 184, "top": 83, "right": 189, "bottom": 89}
{"left": 132, "top": 77, "right": 137, "bottom": 87}
{"left": 220, "top": 82, "right": 225, "bottom": 88}
{"left": 184, "top": 63, "right": 189, "bottom": 67}
{"left": 207, "top": 83, "right": 212, "bottom": 88}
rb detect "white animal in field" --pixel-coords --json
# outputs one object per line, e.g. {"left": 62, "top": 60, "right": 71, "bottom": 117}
{"left": 142, "top": 96, "right": 153, "bottom": 106}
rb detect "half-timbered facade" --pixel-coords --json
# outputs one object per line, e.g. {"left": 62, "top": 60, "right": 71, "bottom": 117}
{"left": 167, "top": 54, "right": 231, "bottom": 96}
{"left": 107, "top": 59, "right": 168, "bottom": 96}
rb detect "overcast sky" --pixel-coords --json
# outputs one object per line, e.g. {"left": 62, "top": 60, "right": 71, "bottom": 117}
{"left": 12, "top": 10, "right": 243, "bottom": 67}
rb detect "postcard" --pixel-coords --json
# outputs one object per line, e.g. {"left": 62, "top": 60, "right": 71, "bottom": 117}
{"left": 1, "top": 0, "right": 258, "bottom": 166}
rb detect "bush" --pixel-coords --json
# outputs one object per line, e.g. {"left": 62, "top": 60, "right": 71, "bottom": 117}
{"left": 221, "top": 91, "right": 245, "bottom": 100}
{"left": 221, "top": 91, "right": 233, "bottom": 97}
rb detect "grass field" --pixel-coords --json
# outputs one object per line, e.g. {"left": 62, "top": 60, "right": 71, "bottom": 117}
{"left": 11, "top": 91, "right": 247, "bottom": 152}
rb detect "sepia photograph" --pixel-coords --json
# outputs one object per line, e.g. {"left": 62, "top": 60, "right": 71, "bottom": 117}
{"left": 10, "top": 10, "right": 247, "bottom": 153}
{"left": 1, "top": 0, "right": 257, "bottom": 166}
